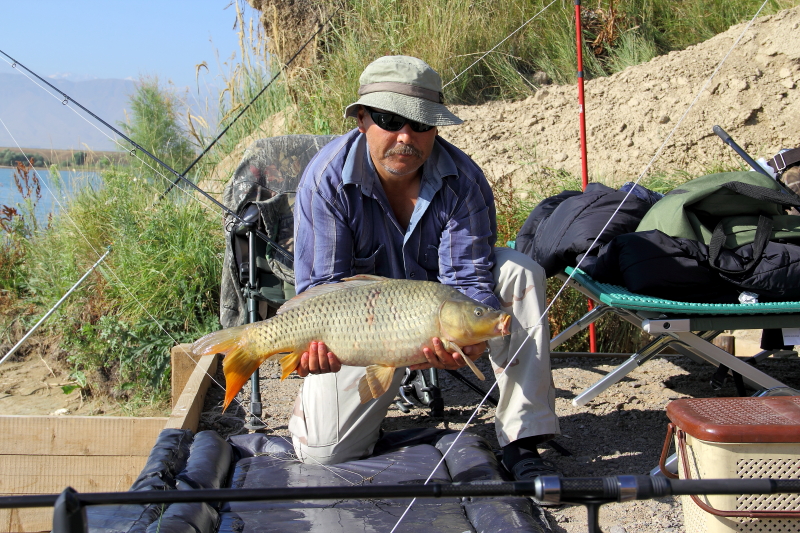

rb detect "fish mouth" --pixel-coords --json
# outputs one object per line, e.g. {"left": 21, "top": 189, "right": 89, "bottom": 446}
{"left": 498, "top": 314, "right": 511, "bottom": 336}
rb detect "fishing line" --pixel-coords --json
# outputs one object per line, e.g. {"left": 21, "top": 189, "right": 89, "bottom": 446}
{"left": 442, "top": 0, "right": 557, "bottom": 90}
{"left": 0, "top": 55, "right": 228, "bottom": 223}
{"left": 391, "top": 1, "right": 771, "bottom": 529}
{"left": 0, "top": 51, "right": 293, "bottom": 264}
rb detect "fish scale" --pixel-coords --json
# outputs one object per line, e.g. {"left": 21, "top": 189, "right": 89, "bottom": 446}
{"left": 246, "top": 280, "right": 445, "bottom": 367}
{"left": 192, "top": 275, "right": 511, "bottom": 409}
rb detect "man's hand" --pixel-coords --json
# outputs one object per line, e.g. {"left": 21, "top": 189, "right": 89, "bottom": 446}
{"left": 409, "top": 338, "right": 487, "bottom": 371}
{"left": 295, "top": 341, "right": 343, "bottom": 377}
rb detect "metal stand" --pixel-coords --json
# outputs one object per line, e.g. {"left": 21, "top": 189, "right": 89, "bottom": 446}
{"left": 396, "top": 368, "right": 444, "bottom": 417}
{"left": 51, "top": 487, "right": 86, "bottom": 533}
{"left": 237, "top": 220, "right": 267, "bottom": 432}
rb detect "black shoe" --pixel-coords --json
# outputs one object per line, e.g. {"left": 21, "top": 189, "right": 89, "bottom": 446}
{"left": 511, "top": 457, "right": 561, "bottom": 508}
{"left": 511, "top": 457, "right": 560, "bottom": 481}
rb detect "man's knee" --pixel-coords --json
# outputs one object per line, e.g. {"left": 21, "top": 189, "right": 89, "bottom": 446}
{"left": 493, "top": 247, "right": 546, "bottom": 286}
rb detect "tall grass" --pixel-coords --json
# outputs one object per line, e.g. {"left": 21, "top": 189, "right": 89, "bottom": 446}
{"left": 20, "top": 169, "right": 223, "bottom": 401}
{"left": 0, "top": 79, "right": 222, "bottom": 406}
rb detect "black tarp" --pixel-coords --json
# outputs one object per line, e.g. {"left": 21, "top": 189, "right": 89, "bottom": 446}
{"left": 85, "top": 428, "right": 547, "bottom": 533}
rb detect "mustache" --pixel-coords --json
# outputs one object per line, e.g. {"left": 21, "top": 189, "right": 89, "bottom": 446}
{"left": 384, "top": 144, "right": 423, "bottom": 158}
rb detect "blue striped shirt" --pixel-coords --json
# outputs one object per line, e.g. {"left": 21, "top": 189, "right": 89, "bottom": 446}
{"left": 294, "top": 128, "right": 499, "bottom": 309}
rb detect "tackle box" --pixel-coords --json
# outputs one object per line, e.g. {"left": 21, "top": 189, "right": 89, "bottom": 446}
{"left": 663, "top": 396, "right": 800, "bottom": 533}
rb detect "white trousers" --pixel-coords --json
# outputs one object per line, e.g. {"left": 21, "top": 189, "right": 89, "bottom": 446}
{"left": 288, "top": 247, "right": 559, "bottom": 465}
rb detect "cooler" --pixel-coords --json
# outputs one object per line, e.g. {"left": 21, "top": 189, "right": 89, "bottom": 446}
{"left": 663, "top": 396, "right": 800, "bottom": 533}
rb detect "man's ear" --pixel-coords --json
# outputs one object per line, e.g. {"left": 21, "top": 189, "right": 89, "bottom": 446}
{"left": 356, "top": 106, "right": 367, "bottom": 133}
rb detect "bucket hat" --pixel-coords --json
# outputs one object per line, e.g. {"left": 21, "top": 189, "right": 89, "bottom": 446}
{"left": 344, "top": 56, "right": 462, "bottom": 127}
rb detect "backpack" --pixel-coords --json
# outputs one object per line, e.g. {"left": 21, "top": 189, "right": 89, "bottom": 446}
{"left": 587, "top": 171, "right": 800, "bottom": 302}
{"left": 516, "top": 183, "right": 658, "bottom": 277}
{"left": 220, "top": 135, "right": 336, "bottom": 327}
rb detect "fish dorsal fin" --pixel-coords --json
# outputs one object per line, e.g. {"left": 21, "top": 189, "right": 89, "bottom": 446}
{"left": 277, "top": 277, "right": 387, "bottom": 315}
{"left": 342, "top": 274, "right": 390, "bottom": 282}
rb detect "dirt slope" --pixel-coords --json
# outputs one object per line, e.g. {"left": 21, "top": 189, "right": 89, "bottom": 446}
{"left": 440, "top": 7, "right": 800, "bottom": 187}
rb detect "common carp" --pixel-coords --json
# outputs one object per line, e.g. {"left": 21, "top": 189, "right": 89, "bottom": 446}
{"left": 192, "top": 275, "right": 511, "bottom": 410}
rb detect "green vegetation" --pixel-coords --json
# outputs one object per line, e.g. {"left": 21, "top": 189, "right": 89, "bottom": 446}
{"left": 119, "top": 77, "right": 198, "bottom": 180}
{"left": 0, "top": 149, "right": 46, "bottom": 167}
{"left": 1, "top": 79, "right": 219, "bottom": 408}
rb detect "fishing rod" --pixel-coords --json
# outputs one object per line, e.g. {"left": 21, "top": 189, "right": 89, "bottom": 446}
{"left": 0, "top": 50, "right": 293, "bottom": 265}
{"left": 713, "top": 125, "right": 774, "bottom": 178}
{"left": 1, "top": 476, "right": 797, "bottom": 533}
{"left": 0, "top": 247, "right": 112, "bottom": 366}
{"left": 155, "top": 2, "right": 344, "bottom": 203}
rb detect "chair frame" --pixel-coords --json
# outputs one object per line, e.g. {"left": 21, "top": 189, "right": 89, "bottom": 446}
{"left": 551, "top": 269, "right": 793, "bottom": 407}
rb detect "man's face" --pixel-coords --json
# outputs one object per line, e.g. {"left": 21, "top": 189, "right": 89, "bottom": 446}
{"left": 357, "top": 107, "right": 437, "bottom": 182}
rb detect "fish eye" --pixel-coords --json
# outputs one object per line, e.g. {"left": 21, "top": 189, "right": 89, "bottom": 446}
{"left": 474, "top": 307, "right": 484, "bottom": 317}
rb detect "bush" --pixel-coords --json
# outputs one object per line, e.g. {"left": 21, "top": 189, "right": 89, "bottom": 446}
{"left": 119, "top": 77, "right": 197, "bottom": 181}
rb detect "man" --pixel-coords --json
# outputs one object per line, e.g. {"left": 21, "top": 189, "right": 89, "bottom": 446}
{"left": 289, "top": 55, "right": 559, "bottom": 481}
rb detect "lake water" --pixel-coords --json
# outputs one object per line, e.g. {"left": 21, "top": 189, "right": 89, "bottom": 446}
{"left": 0, "top": 167, "right": 99, "bottom": 224}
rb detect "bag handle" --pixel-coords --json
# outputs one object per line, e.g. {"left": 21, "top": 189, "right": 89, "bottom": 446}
{"left": 720, "top": 181, "right": 800, "bottom": 208}
{"left": 708, "top": 215, "right": 773, "bottom": 274}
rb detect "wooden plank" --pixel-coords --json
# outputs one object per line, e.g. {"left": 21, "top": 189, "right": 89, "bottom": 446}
{"left": 164, "top": 353, "right": 219, "bottom": 432}
{"left": 0, "top": 507, "right": 51, "bottom": 533}
{"left": 171, "top": 343, "right": 200, "bottom": 408}
{"left": 0, "top": 455, "right": 146, "bottom": 494}
{"left": 0, "top": 416, "right": 167, "bottom": 456}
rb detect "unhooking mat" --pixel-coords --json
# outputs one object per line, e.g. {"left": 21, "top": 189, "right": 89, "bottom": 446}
{"left": 85, "top": 428, "right": 546, "bottom": 533}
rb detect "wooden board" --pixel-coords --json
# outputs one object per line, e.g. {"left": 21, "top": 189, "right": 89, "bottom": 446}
{"left": 171, "top": 343, "right": 201, "bottom": 408}
{"left": 0, "top": 455, "right": 146, "bottom": 494}
{"left": 0, "top": 415, "right": 167, "bottom": 532}
{"left": 0, "top": 352, "right": 217, "bottom": 532}
{"left": 164, "top": 353, "right": 219, "bottom": 432}
{"left": 0, "top": 507, "right": 51, "bottom": 533}
{"left": 0, "top": 416, "right": 167, "bottom": 456}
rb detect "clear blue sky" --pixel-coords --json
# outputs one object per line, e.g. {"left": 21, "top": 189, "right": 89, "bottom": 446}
{"left": 0, "top": 0, "right": 259, "bottom": 89}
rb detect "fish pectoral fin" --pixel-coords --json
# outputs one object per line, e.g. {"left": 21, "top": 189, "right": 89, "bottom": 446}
{"left": 446, "top": 342, "right": 486, "bottom": 381}
{"left": 279, "top": 352, "right": 303, "bottom": 380}
{"left": 358, "top": 365, "right": 396, "bottom": 404}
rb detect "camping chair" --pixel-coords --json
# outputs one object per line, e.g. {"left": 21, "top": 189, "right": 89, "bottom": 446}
{"left": 220, "top": 135, "right": 493, "bottom": 422}
{"left": 551, "top": 266, "right": 797, "bottom": 407}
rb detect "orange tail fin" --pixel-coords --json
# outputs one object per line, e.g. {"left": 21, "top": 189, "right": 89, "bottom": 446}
{"left": 192, "top": 324, "right": 278, "bottom": 411}
{"left": 221, "top": 344, "right": 263, "bottom": 411}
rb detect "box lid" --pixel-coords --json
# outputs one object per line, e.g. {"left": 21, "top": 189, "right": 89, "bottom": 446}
{"left": 666, "top": 397, "right": 800, "bottom": 443}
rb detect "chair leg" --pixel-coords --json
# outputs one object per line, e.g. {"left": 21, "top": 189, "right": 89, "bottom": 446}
{"left": 671, "top": 332, "right": 787, "bottom": 391}
{"left": 550, "top": 304, "right": 616, "bottom": 350}
{"left": 572, "top": 334, "right": 677, "bottom": 407}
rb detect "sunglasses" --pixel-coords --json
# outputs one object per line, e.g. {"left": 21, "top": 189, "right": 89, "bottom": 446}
{"left": 364, "top": 107, "right": 435, "bottom": 133}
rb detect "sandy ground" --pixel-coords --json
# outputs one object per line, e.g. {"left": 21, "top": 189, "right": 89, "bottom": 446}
{"left": 0, "top": 344, "right": 130, "bottom": 417}
{"left": 439, "top": 7, "right": 800, "bottom": 190}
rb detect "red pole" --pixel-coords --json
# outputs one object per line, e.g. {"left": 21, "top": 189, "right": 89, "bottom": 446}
{"left": 575, "top": 0, "right": 597, "bottom": 353}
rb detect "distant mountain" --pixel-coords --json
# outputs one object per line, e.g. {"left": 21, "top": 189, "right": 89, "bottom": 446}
{"left": 0, "top": 73, "right": 220, "bottom": 152}
{"left": 0, "top": 72, "right": 135, "bottom": 151}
